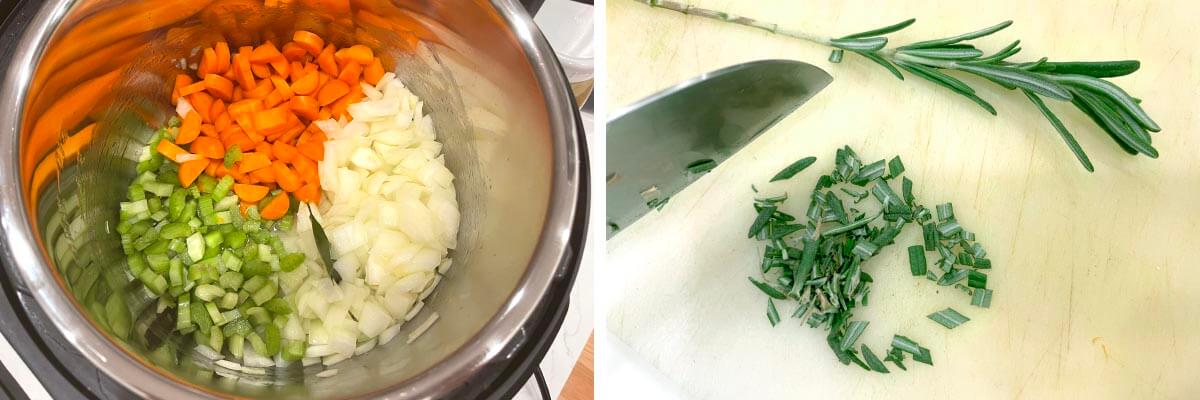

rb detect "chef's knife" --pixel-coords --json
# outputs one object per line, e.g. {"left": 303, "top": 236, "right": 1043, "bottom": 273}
{"left": 606, "top": 59, "right": 832, "bottom": 238}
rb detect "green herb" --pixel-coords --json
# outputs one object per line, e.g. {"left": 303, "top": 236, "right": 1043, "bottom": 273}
{"left": 749, "top": 277, "right": 788, "bottom": 299}
{"left": 907, "top": 245, "right": 927, "bottom": 276}
{"left": 307, "top": 204, "right": 340, "bottom": 283}
{"left": 767, "top": 299, "right": 781, "bottom": 326}
{"left": 971, "top": 288, "right": 993, "bottom": 308}
{"left": 769, "top": 156, "right": 817, "bottom": 182}
{"left": 860, "top": 344, "right": 890, "bottom": 373}
{"left": 927, "top": 308, "right": 970, "bottom": 329}
{"left": 686, "top": 159, "right": 718, "bottom": 174}
{"left": 635, "top": 0, "right": 1160, "bottom": 172}
{"left": 646, "top": 196, "right": 670, "bottom": 211}
{"left": 839, "top": 320, "right": 869, "bottom": 351}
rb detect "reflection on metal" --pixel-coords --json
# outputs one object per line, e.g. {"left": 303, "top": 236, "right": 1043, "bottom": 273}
{"left": 0, "top": 0, "right": 587, "bottom": 398}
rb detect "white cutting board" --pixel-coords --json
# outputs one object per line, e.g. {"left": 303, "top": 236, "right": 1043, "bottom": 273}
{"left": 605, "top": 0, "right": 1200, "bottom": 399}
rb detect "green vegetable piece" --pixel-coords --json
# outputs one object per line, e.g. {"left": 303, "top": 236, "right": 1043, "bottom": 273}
{"left": 766, "top": 299, "right": 781, "bottom": 327}
{"left": 927, "top": 307, "right": 970, "bottom": 329}
{"left": 281, "top": 340, "right": 306, "bottom": 361}
{"left": 263, "top": 324, "right": 282, "bottom": 355}
{"left": 967, "top": 270, "right": 987, "bottom": 288}
{"left": 971, "top": 288, "right": 993, "bottom": 308}
{"left": 212, "top": 176, "right": 235, "bottom": 201}
{"left": 264, "top": 298, "right": 293, "bottom": 315}
{"left": 222, "top": 317, "right": 253, "bottom": 337}
{"left": 839, "top": 320, "right": 869, "bottom": 351}
{"left": 860, "top": 344, "right": 890, "bottom": 373}
{"left": 252, "top": 282, "right": 278, "bottom": 306}
{"left": 191, "top": 301, "right": 212, "bottom": 335}
{"left": 748, "top": 277, "right": 787, "bottom": 299}
{"left": 769, "top": 156, "right": 817, "bottom": 182}
{"left": 280, "top": 253, "right": 306, "bottom": 272}
{"left": 686, "top": 159, "right": 717, "bottom": 174}
{"left": 224, "top": 145, "right": 242, "bottom": 168}
{"left": 907, "top": 246, "right": 927, "bottom": 276}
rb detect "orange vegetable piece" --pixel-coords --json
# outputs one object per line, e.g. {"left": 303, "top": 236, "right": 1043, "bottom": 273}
{"left": 225, "top": 132, "right": 255, "bottom": 153}
{"left": 317, "top": 45, "right": 339, "bottom": 76}
{"left": 272, "top": 161, "right": 302, "bottom": 192}
{"left": 289, "top": 96, "right": 319, "bottom": 120}
{"left": 233, "top": 183, "right": 270, "bottom": 202}
{"left": 251, "top": 63, "right": 271, "bottom": 79}
{"left": 179, "top": 81, "right": 207, "bottom": 97}
{"left": 239, "top": 152, "right": 271, "bottom": 172}
{"left": 178, "top": 158, "right": 209, "bottom": 188}
{"left": 173, "top": 75, "right": 194, "bottom": 103}
{"left": 250, "top": 42, "right": 283, "bottom": 64}
{"left": 264, "top": 90, "right": 285, "bottom": 108}
{"left": 234, "top": 53, "right": 255, "bottom": 90}
{"left": 191, "top": 136, "right": 225, "bottom": 159}
{"left": 279, "top": 121, "right": 307, "bottom": 144}
{"left": 272, "top": 141, "right": 297, "bottom": 162}
{"left": 338, "top": 61, "right": 362, "bottom": 85}
{"left": 210, "top": 100, "right": 227, "bottom": 122}
{"left": 246, "top": 78, "right": 274, "bottom": 99}
{"left": 177, "top": 110, "right": 202, "bottom": 145}
{"left": 259, "top": 193, "right": 291, "bottom": 220}
{"left": 252, "top": 106, "right": 290, "bottom": 135}
{"left": 363, "top": 58, "right": 384, "bottom": 85}
{"left": 270, "top": 58, "right": 290, "bottom": 77}
{"left": 228, "top": 99, "right": 264, "bottom": 118}
{"left": 204, "top": 74, "right": 235, "bottom": 101}
{"left": 296, "top": 141, "right": 324, "bottom": 161}
{"left": 337, "top": 45, "right": 374, "bottom": 65}
{"left": 291, "top": 73, "right": 319, "bottom": 96}
{"left": 215, "top": 42, "right": 231, "bottom": 74}
{"left": 270, "top": 76, "right": 293, "bottom": 98}
{"left": 214, "top": 110, "right": 232, "bottom": 132}
{"left": 199, "top": 48, "right": 217, "bottom": 76}
{"left": 292, "top": 31, "right": 325, "bottom": 56}
{"left": 156, "top": 139, "right": 191, "bottom": 162}
{"left": 289, "top": 61, "right": 306, "bottom": 82}
{"left": 205, "top": 159, "right": 219, "bottom": 176}
{"left": 316, "top": 80, "right": 349, "bottom": 106}
{"left": 250, "top": 166, "right": 276, "bottom": 183}
{"left": 254, "top": 141, "right": 273, "bottom": 158}
{"left": 189, "top": 92, "right": 214, "bottom": 123}
{"left": 281, "top": 42, "right": 307, "bottom": 62}
{"left": 199, "top": 124, "right": 217, "bottom": 138}
{"left": 295, "top": 181, "right": 321, "bottom": 204}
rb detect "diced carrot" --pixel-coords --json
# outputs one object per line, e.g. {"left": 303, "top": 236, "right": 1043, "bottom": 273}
{"left": 212, "top": 161, "right": 231, "bottom": 178}
{"left": 279, "top": 121, "right": 306, "bottom": 144}
{"left": 177, "top": 110, "right": 202, "bottom": 144}
{"left": 210, "top": 100, "right": 227, "bottom": 122}
{"left": 329, "top": 83, "right": 362, "bottom": 118}
{"left": 254, "top": 141, "right": 273, "bottom": 158}
{"left": 272, "top": 141, "right": 297, "bottom": 162}
{"left": 214, "top": 111, "right": 232, "bottom": 132}
{"left": 292, "top": 155, "right": 318, "bottom": 180}
{"left": 252, "top": 106, "right": 290, "bottom": 135}
{"left": 316, "top": 80, "right": 349, "bottom": 106}
{"left": 281, "top": 42, "right": 307, "bottom": 62}
{"left": 228, "top": 99, "right": 264, "bottom": 118}
{"left": 190, "top": 92, "right": 214, "bottom": 123}
{"left": 338, "top": 61, "right": 362, "bottom": 86}
{"left": 259, "top": 192, "right": 290, "bottom": 220}
{"left": 290, "top": 73, "right": 319, "bottom": 96}
{"left": 233, "top": 183, "right": 269, "bottom": 202}
{"left": 250, "top": 42, "right": 283, "bottom": 64}
{"left": 296, "top": 140, "right": 324, "bottom": 161}
{"left": 173, "top": 74, "right": 194, "bottom": 103}
{"left": 239, "top": 152, "right": 271, "bottom": 172}
{"left": 199, "top": 48, "right": 216, "bottom": 76}
{"left": 205, "top": 159, "right": 218, "bottom": 176}
{"left": 292, "top": 31, "right": 325, "bottom": 56}
{"left": 270, "top": 76, "right": 293, "bottom": 98}
{"left": 363, "top": 58, "right": 384, "bottom": 85}
{"left": 272, "top": 161, "right": 302, "bottom": 192}
{"left": 239, "top": 201, "right": 252, "bottom": 216}
{"left": 317, "top": 108, "right": 331, "bottom": 120}
{"left": 156, "top": 139, "right": 191, "bottom": 162}
{"left": 295, "top": 181, "right": 321, "bottom": 204}
{"left": 234, "top": 53, "right": 255, "bottom": 91}
{"left": 179, "top": 81, "right": 207, "bottom": 97}
{"left": 199, "top": 124, "right": 217, "bottom": 138}
{"left": 191, "top": 136, "right": 225, "bottom": 159}
{"left": 290, "top": 61, "right": 306, "bottom": 82}
{"left": 215, "top": 42, "right": 231, "bottom": 74}
{"left": 317, "top": 44, "right": 339, "bottom": 76}
{"left": 264, "top": 90, "right": 285, "bottom": 108}
{"left": 270, "top": 58, "right": 290, "bottom": 77}
{"left": 178, "top": 158, "right": 209, "bottom": 188}
{"left": 251, "top": 63, "right": 271, "bottom": 79}
{"left": 225, "top": 131, "right": 255, "bottom": 153}
{"left": 246, "top": 78, "right": 274, "bottom": 99}
{"left": 204, "top": 74, "right": 234, "bottom": 101}
{"left": 289, "top": 95, "right": 319, "bottom": 120}
{"left": 250, "top": 165, "right": 276, "bottom": 183}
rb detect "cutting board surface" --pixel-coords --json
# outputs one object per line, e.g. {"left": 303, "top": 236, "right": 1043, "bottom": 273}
{"left": 605, "top": 1, "right": 1200, "bottom": 399}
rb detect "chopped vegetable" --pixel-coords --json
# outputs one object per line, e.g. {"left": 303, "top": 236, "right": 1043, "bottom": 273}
{"left": 769, "top": 156, "right": 817, "bottom": 182}
{"left": 927, "top": 308, "right": 971, "bottom": 329}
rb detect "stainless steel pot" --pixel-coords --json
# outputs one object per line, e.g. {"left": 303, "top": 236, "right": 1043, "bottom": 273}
{"left": 0, "top": 0, "right": 588, "bottom": 398}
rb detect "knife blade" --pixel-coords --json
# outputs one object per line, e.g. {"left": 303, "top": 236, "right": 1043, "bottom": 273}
{"left": 606, "top": 59, "right": 832, "bottom": 238}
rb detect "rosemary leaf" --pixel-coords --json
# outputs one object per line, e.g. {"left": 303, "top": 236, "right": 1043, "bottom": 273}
{"left": 770, "top": 156, "right": 817, "bottom": 182}
{"left": 927, "top": 308, "right": 970, "bottom": 329}
{"left": 898, "top": 20, "right": 1013, "bottom": 50}
{"left": 1031, "top": 60, "right": 1141, "bottom": 78}
{"left": 840, "top": 18, "right": 916, "bottom": 39}
{"left": 767, "top": 299, "right": 781, "bottom": 326}
{"left": 840, "top": 320, "right": 870, "bottom": 351}
{"left": 747, "top": 205, "right": 776, "bottom": 238}
{"left": 976, "top": 40, "right": 1021, "bottom": 63}
{"left": 937, "top": 268, "right": 969, "bottom": 286}
{"left": 307, "top": 204, "right": 341, "bottom": 283}
{"left": 953, "top": 63, "right": 1072, "bottom": 101}
{"left": 1023, "top": 90, "right": 1094, "bottom": 172}
{"left": 861, "top": 344, "right": 890, "bottom": 373}
{"left": 1052, "top": 74, "right": 1159, "bottom": 131}
{"left": 908, "top": 245, "right": 927, "bottom": 276}
{"left": 895, "top": 61, "right": 997, "bottom": 115}
{"left": 830, "top": 37, "right": 888, "bottom": 51}
{"left": 829, "top": 49, "right": 844, "bottom": 63}
{"left": 853, "top": 50, "right": 905, "bottom": 80}
{"left": 972, "top": 288, "right": 993, "bottom": 308}
{"left": 901, "top": 47, "right": 984, "bottom": 60}
{"left": 967, "top": 270, "right": 988, "bottom": 288}
{"left": 887, "top": 156, "right": 905, "bottom": 179}
{"left": 749, "top": 277, "right": 788, "bottom": 299}
{"left": 686, "top": 158, "right": 718, "bottom": 174}
{"left": 891, "top": 335, "right": 922, "bottom": 355}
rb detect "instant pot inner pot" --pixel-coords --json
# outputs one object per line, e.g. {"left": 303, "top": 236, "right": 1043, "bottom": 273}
{"left": 18, "top": 0, "right": 555, "bottom": 397}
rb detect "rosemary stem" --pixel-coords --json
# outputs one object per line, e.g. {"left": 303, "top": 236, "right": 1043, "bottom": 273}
{"left": 636, "top": 0, "right": 832, "bottom": 46}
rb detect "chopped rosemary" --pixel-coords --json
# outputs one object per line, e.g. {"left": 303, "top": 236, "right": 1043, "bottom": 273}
{"left": 744, "top": 145, "right": 994, "bottom": 374}
{"left": 646, "top": 196, "right": 670, "bottom": 211}
{"left": 971, "top": 288, "right": 993, "bottom": 308}
{"left": 687, "top": 159, "right": 717, "bottom": 174}
{"left": 928, "top": 308, "right": 970, "bottom": 329}
{"left": 769, "top": 156, "right": 817, "bottom": 182}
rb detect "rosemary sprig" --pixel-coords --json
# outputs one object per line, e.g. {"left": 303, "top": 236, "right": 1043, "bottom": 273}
{"left": 635, "top": 0, "right": 1162, "bottom": 172}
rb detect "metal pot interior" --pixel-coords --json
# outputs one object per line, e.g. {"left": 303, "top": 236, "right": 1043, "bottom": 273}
{"left": 14, "top": 0, "right": 557, "bottom": 397}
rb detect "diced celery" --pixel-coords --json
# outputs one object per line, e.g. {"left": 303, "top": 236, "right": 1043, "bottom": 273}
{"left": 279, "top": 253, "right": 305, "bottom": 272}
{"left": 186, "top": 232, "right": 205, "bottom": 261}
{"left": 187, "top": 218, "right": 202, "bottom": 229}
{"left": 242, "top": 219, "right": 261, "bottom": 232}
{"left": 199, "top": 197, "right": 216, "bottom": 225}
{"left": 127, "top": 185, "right": 146, "bottom": 202}
{"left": 221, "top": 250, "right": 243, "bottom": 272}
{"left": 263, "top": 298, "right": 292, "bottom": 315}
{"left": 228, "top": 334, "right": 245, "bottom": 359}
{"left": 204, "top": 231, "right": 223, "bottom": 248}
{"left": 197, "top": 175, "right": 217, "bottom": 194}
{"left": 243, "top": 275, "right": 266, "bottom": 293}
{"left": 191, "top": 301, "right": 212, "bottom": 335}
{"left": 242, "top": 259, "right": 270, "bottom": 277}
{"left": 143, "top": 181, "right": 174, "bottom": 197}
{"left": 219, "top": 271, "right": 244, "bottom": 291}
{"left": 212, "top": 176, "right": 234, "bottom": 200}
{"left": 210, "top": 327, "right": 224, "bottom": 353}
{"left": 263, "top": 324, "right": 281, "bottom": 355}
{"left": 176, "top": 295, "right": 192, "bottom": 331}
{"left": 194, "top": 284, "right": 225, "bottom": 302}
{"left": 221, "top": 309, "right": 243, "bottom": 325}
{"left": 206, "top": 302, "right": 226, "bottom": 326}
{"left": 246, "top": 307, "right": 270, "bottom": 326}
{"left": 132, "top": 228, "right": 159, "bottom": 251}
{"left": 278, "top": 214, "right": 295, "bottom": 231}
{"left": 223, "top": 231, "right": 247, "bottom": 249}
{"left": 281, "top": 340, "right": 306, "bottom": 361}
{"left": 144, "top": 239, "right": 170, "bottom": 255}
{"left": 251, "top": 282, "right": 277, "bottom": 306}
{"left": 247, "top": 332, "right": 268, "bottom": 357}
{"left": 146, "top": 197, "right": 161, "bottom": 214}
{"left": 168, "top": 260, "right": 186, "bottom": 287}
{"left": 161, "top": 222, "right": 190, "bottom": 240}
{"left": 127, "top": 254, "right": 148, "bottom": 275}
{"left": 219, "top": 292, "right": 238, "bottom": 309}
{"left": 149, "top": 210, "right": 168, "bottom": 221}
{"left": 213, "top": 211, "right": 234, "bottom": 225}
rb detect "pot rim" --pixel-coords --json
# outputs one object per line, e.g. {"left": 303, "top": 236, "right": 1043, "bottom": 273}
{"left": 0, "top": 0, "right": 587, "bottom": 398}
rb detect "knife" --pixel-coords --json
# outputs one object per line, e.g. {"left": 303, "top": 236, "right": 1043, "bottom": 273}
{"left": 606, "top": 59, "right": 833, "bottom": 238}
